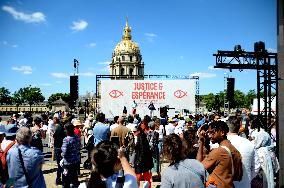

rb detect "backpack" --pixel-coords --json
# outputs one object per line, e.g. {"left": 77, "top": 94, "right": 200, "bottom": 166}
{"left": 0, "top": 141, "right": 16, "bottom": 184}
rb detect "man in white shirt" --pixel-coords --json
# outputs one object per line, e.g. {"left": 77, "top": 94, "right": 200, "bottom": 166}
{"left": 126, "top": 115, "right": 137, "bottom": 131}
{"left": 110, "top": 116, "right": 119, "bottom": 131}
{"left": 227, "top": 116, "right": 258, "bottom": 188}
{"left": 165, "top": 118, "right": 178, "bottom": 135}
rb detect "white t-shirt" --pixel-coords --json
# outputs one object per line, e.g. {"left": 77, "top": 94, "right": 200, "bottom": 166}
{"left": 110, "top": 123, "right": 119, "bottom": 131}
{"left": 126, "top": 123, "right": 136, "bottom": 132}
{"left": 165, "top": 123, "right": 175, "bottom": 135}
{"left": 78, "top": 173, "right": 138, "bottom": 188}
{"left": 227, "top": 134, "right": 257, "bottom": 188}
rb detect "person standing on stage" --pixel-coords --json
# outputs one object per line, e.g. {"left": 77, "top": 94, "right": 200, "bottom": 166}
{"left": 148, "top": 101, "right": 156, "bottom": 118}
{"left": 132, "top": 100, "right": 138, "bottom": 115}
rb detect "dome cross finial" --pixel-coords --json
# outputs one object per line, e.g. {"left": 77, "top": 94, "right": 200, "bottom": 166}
{"left": 123, "top": 17, "right": 131, "bottom": 40}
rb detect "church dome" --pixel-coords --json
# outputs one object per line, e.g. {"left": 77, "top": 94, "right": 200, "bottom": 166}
{"left": 113, "top": 19, "right": 141, "bottom": 55}
{"left": 114, "top": 40, "right": 140, "bottom": 54}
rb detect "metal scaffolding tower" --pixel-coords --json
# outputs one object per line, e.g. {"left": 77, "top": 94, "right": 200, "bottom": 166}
{"left": 213, "top": 43, "right": 278, "bottom": 131}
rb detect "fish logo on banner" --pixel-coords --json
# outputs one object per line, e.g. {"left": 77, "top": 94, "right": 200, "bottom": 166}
{"left": 174, "top": 90, "right": 187, "bottom": 98}
{"left": 109, "top": 90, "right": 123, "bottom": 98}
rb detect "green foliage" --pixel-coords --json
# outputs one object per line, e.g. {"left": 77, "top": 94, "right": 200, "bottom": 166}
{"left": 13, "top": 88, "right": 25, "bottom": 106}
{"left": 200, "top": 89, "right": 257, "bottom": 111}
{"left": 0, "top": 87, "right": 12, "bottom": 104}
{"left": 47, "top": 93, "right": 70, "bottom": 108}
{"left": 244, "top": 89, "right": 257, "bottom": 108}
{"left": 13, "top": 86, "right": 45, "bottom": 107}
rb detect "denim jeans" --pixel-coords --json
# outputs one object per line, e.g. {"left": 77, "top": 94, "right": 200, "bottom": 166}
{"left": 54, "top": 148, "right": 63, "bottom": 181}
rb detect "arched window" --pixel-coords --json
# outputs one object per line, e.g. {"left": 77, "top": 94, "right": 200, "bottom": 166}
{"left": 130, "top": 56, "right": 132, "bottom": 62}
{"left": 121, "top": 68, "right": 125, "bottom": 75}
{"left": 114, "top": 69, "right": 117, "bottom": 75}
{"left": 122, "top": 56, "right": 125, "bottom": 61}
{"left": 129, "top": 68, "right": 133, "bottom": 76}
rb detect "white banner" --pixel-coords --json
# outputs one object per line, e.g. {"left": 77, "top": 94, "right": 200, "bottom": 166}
{"left": 100, "top": 80, "right": 195, "bottom": 118}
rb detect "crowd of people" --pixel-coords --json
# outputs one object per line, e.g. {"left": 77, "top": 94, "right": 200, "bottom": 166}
{"left": 0, "top": 108, "right": 280, "bottom": 188}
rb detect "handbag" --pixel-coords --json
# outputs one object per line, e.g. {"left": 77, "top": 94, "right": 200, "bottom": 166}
{"left": 18, "top": 148, "right": 32, "bottom": 188}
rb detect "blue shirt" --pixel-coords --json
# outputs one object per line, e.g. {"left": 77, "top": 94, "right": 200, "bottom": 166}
{"left": 61, "top": 135, "right": 81, "bottom": 165}
{"left": 93, "top": 122, "right": 110, "bottom": 146}
{"left": 7, "top": 144, "right": 46, "bottom": 188}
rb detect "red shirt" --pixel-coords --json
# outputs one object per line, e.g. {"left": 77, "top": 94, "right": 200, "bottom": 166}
{"left": 74, "top": 128, "right": 81, "bottom": 137}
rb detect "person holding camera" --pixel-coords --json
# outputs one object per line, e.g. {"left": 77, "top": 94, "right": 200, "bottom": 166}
{"left": 197, "top": 121, "right": 243, "bottom": 188}
{"left": 79, "top": 140, "right": 138, "bottom": 188}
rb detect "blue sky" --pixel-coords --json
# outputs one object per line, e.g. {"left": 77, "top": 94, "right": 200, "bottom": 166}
{"left": 0, "top": 0, "right": 277, "bottom": 99}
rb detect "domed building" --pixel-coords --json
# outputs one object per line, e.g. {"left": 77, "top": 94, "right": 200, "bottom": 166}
{"left": 110, "top": 19, "right": 144, "bottom": 79}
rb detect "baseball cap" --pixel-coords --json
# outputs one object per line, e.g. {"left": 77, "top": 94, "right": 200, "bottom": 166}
{"left": 5, "top": 124, "right": 19, "bottom": 136}
{"left": 0, "top": 124, "right": 6, "bottom": 134}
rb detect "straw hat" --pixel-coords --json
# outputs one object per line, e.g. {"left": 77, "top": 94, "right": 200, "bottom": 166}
{"left": 73, "top": 119, "right": 83, "bottom": 127}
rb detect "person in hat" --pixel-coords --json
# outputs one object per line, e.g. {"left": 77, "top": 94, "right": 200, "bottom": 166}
{"left": 164, "top": 118, "right": 176, "bottom": 135}
{"left": 1, "top": 124, "right": 18, "bottom": 151}
{"left": 73, "top": 119, "right": 83, "bottom": 138}
{"left": 73, "top": 119, "right": 83, "bottom": 175}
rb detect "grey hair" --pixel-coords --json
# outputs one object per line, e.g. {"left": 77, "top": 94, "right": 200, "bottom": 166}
{"left": 16, "top": 127, "right": 32, "bottom": 145}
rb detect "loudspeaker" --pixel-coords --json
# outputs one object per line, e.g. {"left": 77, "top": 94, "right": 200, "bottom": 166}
{"left": 70, "top": 75, "right": 78, "bottom": 108}
{"left": 227, "top": 78, "right": 235, "bottom": 102}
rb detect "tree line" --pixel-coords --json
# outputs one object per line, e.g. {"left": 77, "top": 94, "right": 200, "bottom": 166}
{"left": 0, "top": 86, "right": 70, "bottom": 110}
{"left": 200, "top": 89, "right": 257, "bottom": 111}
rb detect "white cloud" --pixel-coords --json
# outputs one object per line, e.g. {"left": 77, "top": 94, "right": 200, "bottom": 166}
{"left": 2, "top": 5, "right": 46, "bottom": 23}
{"left": 12, "top": 66, "right": 32, "bottom": 74}
{"left": 208, "top": 66, "right": 214, "bottom": 70}
{"left": 55, "top": 80, "right": 63, "bottom": 84}
{"left": 40, "top": 83, "right": 52, "bottom": 87}
{"left": 145, "top": 33, "right": 157, "bottom": 37}
{"left": 190, "top": 72, "right": 216, "bottom": 78}
{"left": 70, "top": 20, "right": 88, "bottom": 31}
{"left": 99, "top": 66, "right": 110, "bottom": 72}
{"left": 87, "top": 43, "right": 96, "bottom": 48}
{"left": 98, "top": 61, "right": 111, "bottom": 65}
{"left": 80, "top": 72, "right": 96, "bottom": 77}
{"left": 3, "top": 40, "right": 19, "bottom": 48}
{"left": 145, "top": 32, "right": 157, "bottom": 42}
{"left": 50, "top": 72, "right": 69, "bottom": 78}
{"left": 267, "top": 48, "right": 277, "bottom": 53}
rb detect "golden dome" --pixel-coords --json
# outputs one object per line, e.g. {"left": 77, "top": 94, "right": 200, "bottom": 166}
{"left": 114, "top": 19, "right": 140, "bottom": 55}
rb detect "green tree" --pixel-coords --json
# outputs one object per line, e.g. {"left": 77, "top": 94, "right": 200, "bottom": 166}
{"left": 232, "top": 90, "right": 246, "bottom": 109}
{"left": 202, "top": 93, "right": 215, "bottom": 111}
{"left": 12, "top": 89, "right": 25, "bottom": 111}
{"left": 0, "top": 87, "right": 12, "bottom": 104}
{"left": 47, "top": 93, "right": 70, "bottom": 109}
{"left": 14, "top": 86, "right": 45, "bottom": 111}
{"left": 244, "top": 89, "right": 257, "bottom": 109}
